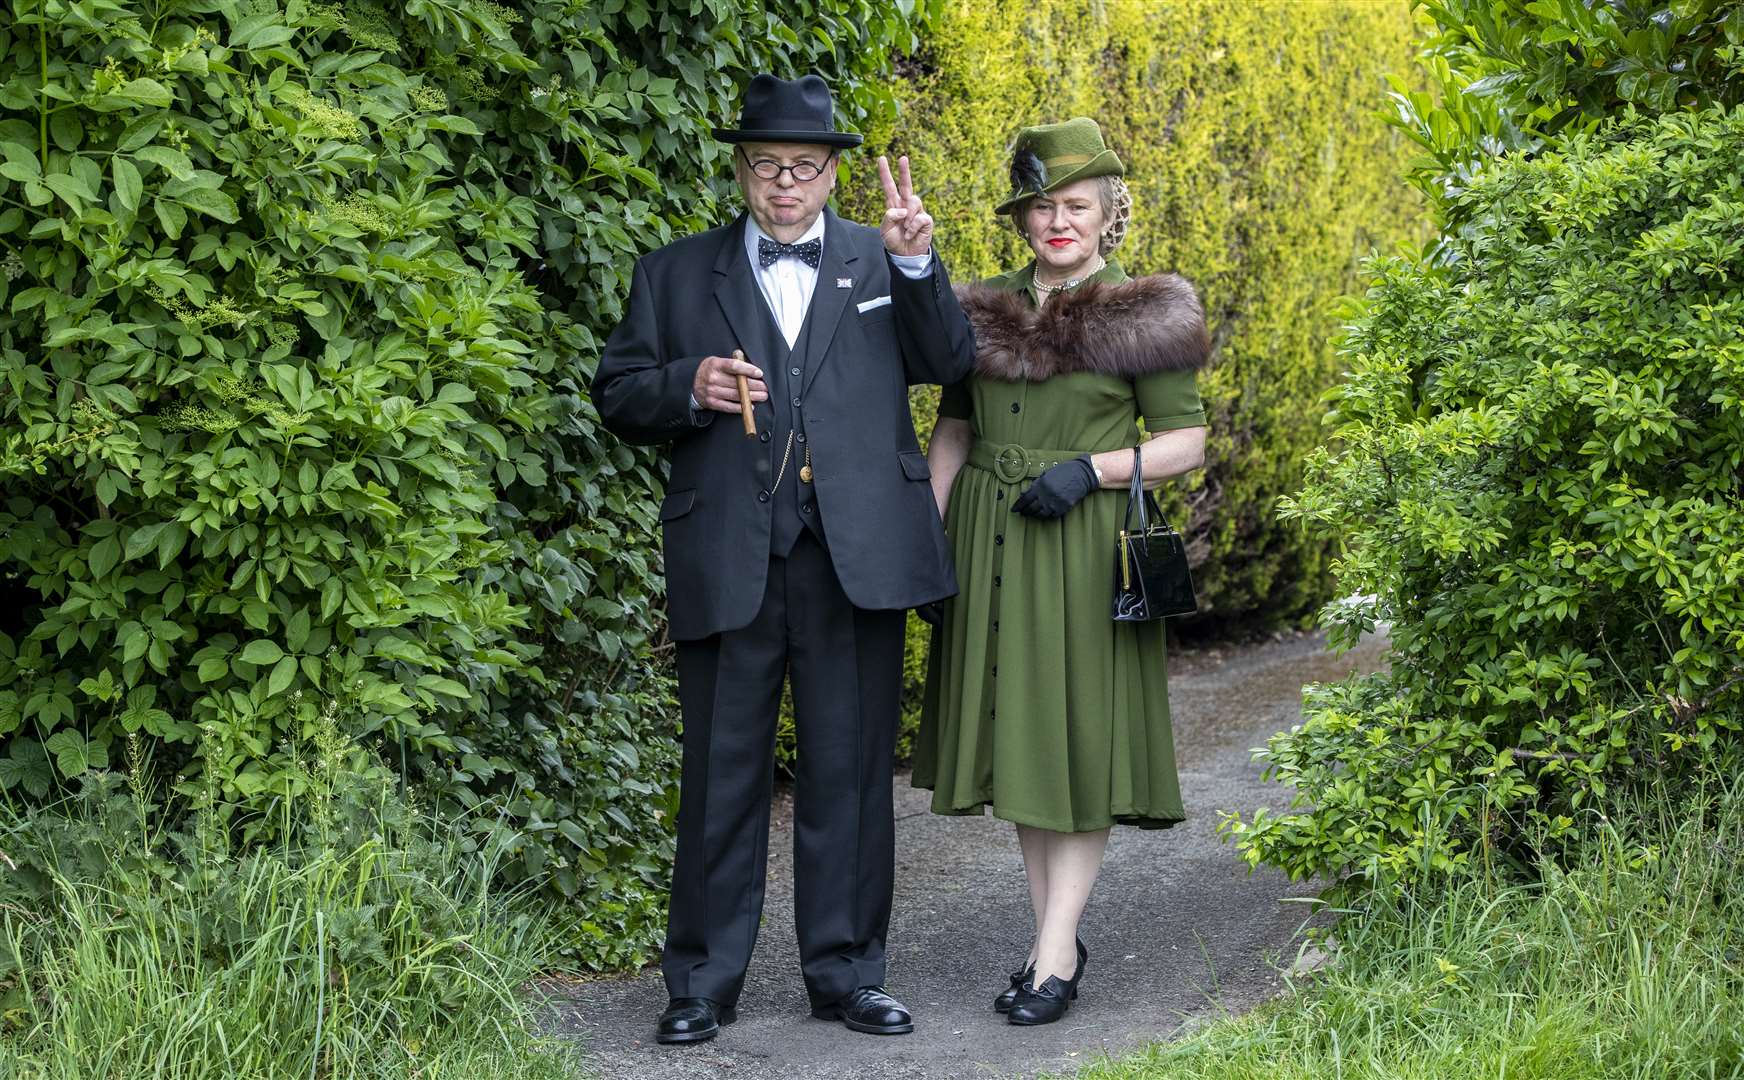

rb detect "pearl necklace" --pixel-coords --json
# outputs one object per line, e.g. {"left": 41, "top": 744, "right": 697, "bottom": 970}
{"left": 1033, "top": 255, "right": 1107, "bottom": 295}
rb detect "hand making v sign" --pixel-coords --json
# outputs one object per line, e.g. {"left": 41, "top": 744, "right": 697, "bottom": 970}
{"left": 878, "top": 154, "right": 934, "bottom": 259}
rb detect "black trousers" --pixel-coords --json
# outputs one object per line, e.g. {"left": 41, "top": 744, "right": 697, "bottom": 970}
{"left": 665, "top": 530, "right": 905, "bottom": 1009}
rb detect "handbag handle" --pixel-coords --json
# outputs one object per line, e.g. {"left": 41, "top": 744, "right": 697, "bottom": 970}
{"left": 1123, "top": 447, "right": 1169, "bottom": 536}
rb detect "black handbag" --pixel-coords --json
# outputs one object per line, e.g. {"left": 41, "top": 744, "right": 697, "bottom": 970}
{"left": 1113, "top": 447, "right": 1197, "bottom": 621}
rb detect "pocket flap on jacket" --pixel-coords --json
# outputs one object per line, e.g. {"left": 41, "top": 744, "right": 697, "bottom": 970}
{"left": 659, "top": 488, "right": 696, "bottom": 521}
{"left": 898, "top": 451, "right": 930, "bottom": 481}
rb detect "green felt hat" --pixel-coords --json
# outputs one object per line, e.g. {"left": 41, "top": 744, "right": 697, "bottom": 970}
{"left": 995, "top": 117, "right": 1124, "bottom": 216}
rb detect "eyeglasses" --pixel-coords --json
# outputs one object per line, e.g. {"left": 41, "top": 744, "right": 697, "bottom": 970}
{"left": 739, "top": 149, "right": 834, "bottom": 183}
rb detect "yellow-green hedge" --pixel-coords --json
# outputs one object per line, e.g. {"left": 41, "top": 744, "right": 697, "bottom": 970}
{"left": 845, "top": 0, "right": 1429, "bottom": 631}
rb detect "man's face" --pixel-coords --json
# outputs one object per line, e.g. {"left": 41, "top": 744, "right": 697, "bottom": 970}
{"left": 734, "top": 142, "right": 838, "bottom": 240}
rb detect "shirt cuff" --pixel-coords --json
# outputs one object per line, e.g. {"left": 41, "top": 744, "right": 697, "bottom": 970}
{"left": 889, "top": 250, "right": 934, "bottom": 280}
{"left": 688, "top": 393, "right": 712, "bottom": 426}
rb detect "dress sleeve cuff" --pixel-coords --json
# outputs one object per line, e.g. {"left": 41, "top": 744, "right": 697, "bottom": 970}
{"left": 1143, "top": 410, "right": 1207, "bottom": 432}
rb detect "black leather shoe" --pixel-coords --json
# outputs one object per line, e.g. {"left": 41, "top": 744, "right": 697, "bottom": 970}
{"left": 995, "top": 936, "right": 1085, "bottom": 1013}
{"left": 993, "top": 963, "right": 1032, "bottom": 1013}
{"left": 811, "top": 986, "right": 915, "bottom": 1034}
{"left": 1007, "top": 941, "right": 1088, "bottom": 1026}
{"left": 656, "top": 997, "right": 736, "bottom": 1044}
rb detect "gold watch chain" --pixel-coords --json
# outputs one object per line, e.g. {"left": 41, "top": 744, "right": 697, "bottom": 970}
{"left": 771, "top": 433, "right": 813, "bottom": 492}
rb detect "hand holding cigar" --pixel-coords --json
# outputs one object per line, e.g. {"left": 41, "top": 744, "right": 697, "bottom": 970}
{"left": 692, "top": 350, "right": 767, "bottom": 421}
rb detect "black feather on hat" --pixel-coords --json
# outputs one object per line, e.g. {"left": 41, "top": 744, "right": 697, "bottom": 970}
{"left": 1009, "top": 148, "right": 1048, "bottom": 201}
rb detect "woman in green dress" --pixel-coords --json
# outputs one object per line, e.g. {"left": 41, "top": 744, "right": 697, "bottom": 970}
{"left": 914, "top": 118, "right": 1210, "bottom": 1026}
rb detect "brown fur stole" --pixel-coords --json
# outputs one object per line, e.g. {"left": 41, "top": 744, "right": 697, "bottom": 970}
{"left": 954, "top": 273, "right": 1210, "bottom": 381}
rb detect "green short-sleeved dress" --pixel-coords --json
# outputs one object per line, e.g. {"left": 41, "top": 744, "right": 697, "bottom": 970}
{"left": 912, "top": 260, "right": 1207, "bottom": 832}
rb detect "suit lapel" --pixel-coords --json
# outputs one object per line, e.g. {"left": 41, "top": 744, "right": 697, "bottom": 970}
{"left": 713, "top": 215, "right": 785, "bottom": 372}
{"left": 799, "top": 208, "right": 859, "bottom": 398}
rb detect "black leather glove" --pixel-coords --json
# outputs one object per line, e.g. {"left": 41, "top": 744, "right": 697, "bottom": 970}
{"left": 1011, "top": 455, "right": 1099, "bottom": 519}
{"left": 915, "top": 601, "right": 944, "bottom": 627}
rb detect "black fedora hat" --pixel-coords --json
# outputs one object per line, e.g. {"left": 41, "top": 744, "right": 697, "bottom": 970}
{"left": 713, "top": 73, "right": 863, "bottom": 149}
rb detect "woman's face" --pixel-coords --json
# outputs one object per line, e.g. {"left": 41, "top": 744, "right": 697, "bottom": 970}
{"left": 1023, "top": 177, "right": 1106, "bottom": 277}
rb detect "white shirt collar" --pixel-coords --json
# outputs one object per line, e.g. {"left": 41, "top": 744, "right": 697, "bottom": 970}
{"left": 744, "top": 211, "right": 826, "bottom": 269}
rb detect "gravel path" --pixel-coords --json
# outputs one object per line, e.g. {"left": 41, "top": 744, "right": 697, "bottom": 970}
{"left": 547, "top": 630, "right": 1387, "bottom": 1078}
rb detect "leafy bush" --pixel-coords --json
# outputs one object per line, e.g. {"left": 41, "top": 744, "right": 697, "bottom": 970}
{"left": 0, "top": 734, "right": 577, "bottom": 1079}
{"left": 840, "top": 0, "right": 1429, "bottom": 631}
{"left": 1226, "top": 103, "right": 1744, "bottom": 883}
{"left": 1387, "top": 0, "right": 1744, "bottom": 230}
{"left": 0, "top": 0, "right": 919, "bottom": 969}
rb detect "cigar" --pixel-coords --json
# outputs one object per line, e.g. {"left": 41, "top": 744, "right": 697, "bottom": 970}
{"left": 733, "top": 349, "right": 757, "bottom": 438}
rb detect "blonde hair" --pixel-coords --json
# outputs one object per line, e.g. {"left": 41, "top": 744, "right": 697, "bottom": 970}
{"left": 1012, "top": 175, "right": 1132, "bottom": 255}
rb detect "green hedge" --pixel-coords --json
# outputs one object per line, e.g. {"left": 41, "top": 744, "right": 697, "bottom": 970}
{"left": 0, "top": 0, "right": 918, "bottom": 969}
{"left": 839, "top": 0, "right": 1429, "bottom": 633}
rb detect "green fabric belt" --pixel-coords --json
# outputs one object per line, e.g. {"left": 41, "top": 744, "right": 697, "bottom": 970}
{"left": 966, "top": 440, "right": 1091, "bottom": 483}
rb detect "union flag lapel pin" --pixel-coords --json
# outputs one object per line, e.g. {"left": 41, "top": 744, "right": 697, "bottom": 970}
{"left": 836, "top": 277, "right": 852, "bottom": 289}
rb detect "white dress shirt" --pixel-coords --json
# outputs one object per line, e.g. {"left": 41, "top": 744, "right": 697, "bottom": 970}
{"left": 745, "top": 215, "right": 824, "bottom": 349}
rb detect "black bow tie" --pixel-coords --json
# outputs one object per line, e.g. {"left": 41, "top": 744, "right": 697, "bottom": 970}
{"left": 758, "top": 236, "right": 822, "bottom": 269}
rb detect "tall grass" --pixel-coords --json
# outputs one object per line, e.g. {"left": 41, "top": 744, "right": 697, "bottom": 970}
{"left": 0, "top": 729, "right": 580, "bottom": 1079}
{"left": 1080, "top": 778, "right": 1744, "bottom": 1079}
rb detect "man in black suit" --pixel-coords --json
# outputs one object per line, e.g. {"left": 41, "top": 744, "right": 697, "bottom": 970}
{"left": 591, "top": 73, "right": 974, "bottom": 1043}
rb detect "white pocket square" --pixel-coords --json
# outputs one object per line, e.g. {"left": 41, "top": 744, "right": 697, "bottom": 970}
{"left": 856, "top": 295, "right": 892, "bottom": 314}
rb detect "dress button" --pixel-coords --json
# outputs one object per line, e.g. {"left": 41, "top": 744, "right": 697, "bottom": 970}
{"left": 996, "top": 490, "right": 1004, "bottom": 501}
{"left": 995, "top": 535, "right": 1004, "bottom": 546}
{"left": 757, "top": 490, "right": 770, "bottom": 503}
{"left": 797, "top": 433, "right": 807, "bottom": 443}
{"left": 801, "top": 502, "right": 813, "bottom": 514}
{"left": 991, "top": 665, "right": 998, "bottom": 677}
{"left": 792, "top": 396, "right": 802, "bottom": 407}
{"left": 790, "top": 366, "right": 801, "bottom": 377}
{"left": 1010, "top": 402, "right": 1020, "bottom": 413}
{"left": 994, "top": 576, "right": 1001, "bottom": 587}
{"left": 992, "top": 621, "right": 999, "bottom": 633}
{"left": 760, "top": 431, "right": 771, "bottom": 443}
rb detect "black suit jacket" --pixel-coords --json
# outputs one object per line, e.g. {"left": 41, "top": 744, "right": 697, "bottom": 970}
{"left": 592, "top": 208, "right": 976, "bottom": 641}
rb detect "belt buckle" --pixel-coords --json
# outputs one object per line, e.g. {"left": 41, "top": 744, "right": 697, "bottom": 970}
{"left": 993, "top": 445, "right": 1030, "bottom": 484}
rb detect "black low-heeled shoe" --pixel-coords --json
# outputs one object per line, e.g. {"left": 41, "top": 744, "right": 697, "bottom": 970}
{"left": 1006, "top": 940, "right": 1088, "bottom": 1026}
{"left": 995, "top": 936, "right": 1085, "bottom": 1013}
{"left": 993, "top": 963, "right": 1032, "bottom": 1013}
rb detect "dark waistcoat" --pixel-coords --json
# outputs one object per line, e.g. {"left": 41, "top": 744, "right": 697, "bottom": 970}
{"left": 756, "top": 297, "right": 826, "bottom": 556}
